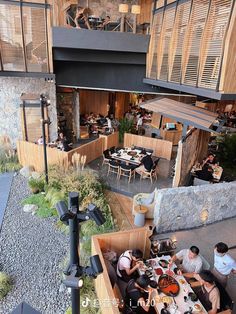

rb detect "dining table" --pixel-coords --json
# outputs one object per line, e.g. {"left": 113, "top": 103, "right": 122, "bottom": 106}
{"left": 111, "top": 147, "right": 153, "bottom": 166}
{"left": 191, "top": 164, "right": 223, "bottom": 182}
{"left": 139, "top": 255, "right": 207, "bottom": 314}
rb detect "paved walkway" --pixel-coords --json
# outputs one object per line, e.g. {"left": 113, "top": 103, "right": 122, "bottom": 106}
{"left": 0, "top": 172, "right": 14, "bottom": 231}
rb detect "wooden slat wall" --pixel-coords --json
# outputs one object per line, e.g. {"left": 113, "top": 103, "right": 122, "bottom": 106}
{"left": 198, "top": 0, "right": 233, "bottom": 89}
{"left": 219, "top": 2, "right": 236, "bottom": 93}
{"left": 99, "top": 132, "right": 119, "bottom": 151}
{"left": 147, "top": 0, "right": 236, "bottom": 94}
{"left": 124, "top": 133, "right": 173, "bottom": 160}
{"left": 92, "top": 228, "right": 151, "bottom": 314}
{"left": 115, "top": 92, "right": 130, "bottom": 119}
{"left": 17, "top": 137, "right": 104, "bottom": 172}
{"left": 79, "top": 90, "right": 109, "bottom": 117}
{"left": 138, "top": 0, "right": 153, "bottom": 25}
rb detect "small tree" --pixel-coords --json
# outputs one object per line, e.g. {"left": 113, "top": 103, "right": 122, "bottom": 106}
{"left": 118, "top": 118, "right": 134, "bottom": 143}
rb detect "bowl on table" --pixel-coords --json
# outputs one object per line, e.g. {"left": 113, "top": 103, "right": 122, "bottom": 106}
{"left": 155, "top": 268, "right": 164, "bottom": 276}
{"left": 159, "top": 259, "right": 169, "bottom": 268}
{"left": 193, "top": 304, "right": 202, "bottom": 312}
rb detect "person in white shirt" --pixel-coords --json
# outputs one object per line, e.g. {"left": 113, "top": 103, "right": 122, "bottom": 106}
{"left": 117, "top": 249, "right": 143, "bottom": 282}
{"left": 169, "top": 246, "right": 203, "bottom": 276}
{"left": 137, "top": 114, "right": 143, "bottom": 135}
{"left": 212, "top": 242, "right": 236, "bottom": 288}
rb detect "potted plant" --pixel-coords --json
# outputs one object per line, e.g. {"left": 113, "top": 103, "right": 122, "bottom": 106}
{"left": 118, "top": 118, "right": 134, "bottom": 143}
{"left": 28, "top": 177, "right": 45, "bottom": 194}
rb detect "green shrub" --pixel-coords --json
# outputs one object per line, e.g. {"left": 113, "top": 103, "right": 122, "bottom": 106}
{"left": 28, "top": 177, "right": 45, "bottom": 193}
{"left": 22, "top": 193, "right": 57, "bottom": 218}
{"left": 0, "top": 272, "right": 12, "bottom": 299}
{"left": 118, "top": 118, "right": 134, "bottom": 142}
{"left": 0, "top": 150, "right": 21, "bottom": 173}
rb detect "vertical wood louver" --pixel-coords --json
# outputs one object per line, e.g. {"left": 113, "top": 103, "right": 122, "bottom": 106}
{"left": 158, "top": 4, "right": 176, "bottom": 81}
{"left": 198, "top": 0, "right": 233, "bottom": 89}
{"left": 182, "top": 0, "right": 210, "bottom": 86}
{"left": 146, "top": 0, "right": 236, "bottom": 94}
{"left": 169, "top": 1, "right": 191, "bottom": 83}
{"left": 148, "top": 11, "right": 164, "bottom": 79}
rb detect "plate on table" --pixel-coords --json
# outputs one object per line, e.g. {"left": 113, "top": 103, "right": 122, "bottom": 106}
{"left": 161, "top": 296, "right": 173, "bottom": 305}
{"left": 179, "top": 278, "right": 186, "bottom": 285}
{"left": 159, "top": 259, "right": 169, "bottom": 268}
{"left": 165, "top": 269, "right": 175, "bottom": 277}
{"left": 193, "top": 304, "right": 202, "bottom": 312}
{"left": 127, "top": 151, "right": 137, "bottom": 157}
{"left": 155, "top": 268, "right": 164, "bottom": 276}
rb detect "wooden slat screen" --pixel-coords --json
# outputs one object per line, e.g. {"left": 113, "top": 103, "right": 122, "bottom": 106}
{"left": 147, "top": 12, "right": 163, "bottom": 79}
{"left": 198, "top": 0, "right": 233, "bottom": 89}
{"left": 156, "top": 0, "right": 165, "bottom": 10}
{"left": 182, "top": 0, "right": 210, "bottom": 86}
{"left": 158, "top": 4, "right": 176, "bottom": 81}
{"left": 169, "top": 1, "right": 191, "bottom": 83}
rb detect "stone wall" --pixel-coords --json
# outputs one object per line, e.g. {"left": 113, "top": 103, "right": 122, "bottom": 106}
{"left": 154, "top": 182, "right": 236, "bottom": 232}
{"left": 0, "top": 76, "right": 57, "bottom": 146}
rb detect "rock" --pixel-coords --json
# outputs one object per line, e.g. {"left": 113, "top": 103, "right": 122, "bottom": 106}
{"left": 19, "top": 166, "right": 35, "bottom": 178}
{"left": 23, "top": 204, "right": 38, "bottom": 213}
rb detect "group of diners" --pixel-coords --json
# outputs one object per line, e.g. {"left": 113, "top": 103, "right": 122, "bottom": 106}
{"left": 113, "top": 242, "right": 235, "bottom": 314}
{"left": 103, "top": 146, "right": 159, "bottom": 182}
{"left": 80, "top": 112, "right": 119, "bottom": 135}
{"left": 37, "top": 132, "right": 72, "bottom": 152}
{"left": 124, "top": 105, "right": 152, "bottom": 135}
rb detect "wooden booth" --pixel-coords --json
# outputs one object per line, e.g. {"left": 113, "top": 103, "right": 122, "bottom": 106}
{"left": 91, "top": 227, "right": 152, "bottom": 314}
{"left": 17, "top": 132, "right": 119, "bottom": 172}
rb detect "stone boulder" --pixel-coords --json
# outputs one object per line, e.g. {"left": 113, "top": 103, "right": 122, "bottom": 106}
{"left": 23, "top": 204, "right": 38, "bottom": 213}
{"left": 19, "top": 166, "right": 35, "bottom": 178}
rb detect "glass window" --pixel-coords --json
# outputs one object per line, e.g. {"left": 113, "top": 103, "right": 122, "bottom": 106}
{"left": 22, "top": 5, "right": 48, "bottom": 72}
{"left": 0, "top": 4, "right": 25, "bottom": 71}
{"left": 23, "top": 0, "right": 46, "bottom": 3}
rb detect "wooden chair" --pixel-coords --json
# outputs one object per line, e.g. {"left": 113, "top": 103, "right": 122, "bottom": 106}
{"left": 102, "top": 149, "right": 111, "bottom": 166}
{"left": 107, "top": 160, "right": 120, "bottom": 178}
{"left": 118, "top": 164, "right": 136, "bottom": 183}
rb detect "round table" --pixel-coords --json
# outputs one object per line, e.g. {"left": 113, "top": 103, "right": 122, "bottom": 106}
{"left": 134, "top": 205, "right": 148, "bottom": 227}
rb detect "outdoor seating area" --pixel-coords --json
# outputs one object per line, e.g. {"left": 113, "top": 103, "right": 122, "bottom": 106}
{"left": 92, "top": 228, "right": 234, "bottom": 314}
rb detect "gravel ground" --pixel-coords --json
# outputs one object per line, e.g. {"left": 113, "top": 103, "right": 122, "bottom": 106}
{"left": 0, "top": 174, "right": 70, "bottom": 314}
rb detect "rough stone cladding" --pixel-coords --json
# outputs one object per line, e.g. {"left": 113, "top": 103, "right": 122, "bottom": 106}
{"left": 0, "top": 76, "right": 57, "bottom": 146}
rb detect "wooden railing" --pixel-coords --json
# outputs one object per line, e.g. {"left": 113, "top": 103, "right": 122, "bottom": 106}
{"left": 92, "top": 227, "right": 151, "bottom": 314}
{"left": 124, "top": 133, "right": 173, "bottom": 160}
{"left": 17, "top": 132, "right": 119, "bottom": 172}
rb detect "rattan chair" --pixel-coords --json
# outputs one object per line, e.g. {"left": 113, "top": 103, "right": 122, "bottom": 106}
{"left": 118, "top": 164, "right": 136, "bottom": 183}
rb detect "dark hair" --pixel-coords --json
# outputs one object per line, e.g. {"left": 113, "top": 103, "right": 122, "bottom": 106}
{"left": 141, "top": 149, "right": 146, "bottom": 155}
{"left": 199, "top": 270, "right": 215, "bottom": 284}
{"left": 136, "top": 275, "right": 150, "bottom": 289}
{"left": 190, "top": 246, "right": 200, "bottom": 255}
{"left": 132, "top": 249, "right": 143, "bottom": 259}
{"left": 215, "top": 242, "right": 228, "bottom": 254}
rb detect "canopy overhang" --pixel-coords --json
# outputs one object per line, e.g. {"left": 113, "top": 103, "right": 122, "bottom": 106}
{"left": 140, "top": 97, "right": 219, "bottom": 133}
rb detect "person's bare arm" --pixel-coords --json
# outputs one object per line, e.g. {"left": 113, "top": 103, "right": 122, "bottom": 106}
{"left": 124, "top": 263, "right": 140, "bottom": 276}
{"left": 139, "top": 288, "right": 155, "bottom": 312}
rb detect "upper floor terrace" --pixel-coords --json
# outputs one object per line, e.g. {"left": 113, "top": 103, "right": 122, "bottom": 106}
{"left": 145, "top": 0, "right": 236, "bottom": 100}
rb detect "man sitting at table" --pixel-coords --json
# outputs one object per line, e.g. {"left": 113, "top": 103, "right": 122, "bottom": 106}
{"left": 193, "top": 270, "right": 220, "bottom": 314}
{"left": 135, "top": 150, "right": 153, "bottom": 177}
{"left": 117, "top": 249, "right": 144, "bottom": 282}
{"left": 169, "top": 245, "right": 203, "bottom": 277}
{"left": 126, "top": 274, "right": 156, "bottom": 314}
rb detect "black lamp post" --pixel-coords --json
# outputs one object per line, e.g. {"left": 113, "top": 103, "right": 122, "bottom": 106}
{"left": 56, "top": 192, "right": 105, "bottom": 314}
{"left": 40, "top": 94, "right": 51, "bottom": 184}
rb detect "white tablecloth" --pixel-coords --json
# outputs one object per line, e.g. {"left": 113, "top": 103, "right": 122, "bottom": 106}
{"left": 140, "top": 256, "right": 207, "bottom": 314}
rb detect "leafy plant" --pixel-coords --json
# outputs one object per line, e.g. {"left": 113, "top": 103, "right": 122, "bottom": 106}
{"left": 22, "top": 193, "right": 57, "bottom": 218}
{"left": 0, "top": 272, "right": 12, "bottom": 299}
{"left": 118, "top": 118, "right": 134, "bottom": 143}
{"left": 28, "top": 177, "right": 45, "bottom": 193}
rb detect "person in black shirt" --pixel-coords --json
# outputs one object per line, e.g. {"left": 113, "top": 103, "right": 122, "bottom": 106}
{"left": 126, "top": 275, "right": 156, "bottom": 314}
{"left": 135, "top": 151, "right": 154, "bottom": 176}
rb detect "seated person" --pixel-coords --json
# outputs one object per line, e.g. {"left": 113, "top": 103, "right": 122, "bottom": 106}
{"left": 202, "top": 154, "right": 217, "bottom": 169}
{"left": 194, "top": 270, "right": 220, "bottom": 314}
{"left": 61, "top": 138, "right": 72, "bottom": 152}
{"left": 117, "top": 249, "right": 143, "bottom": 282}
{"left": 126, "top": 274, "right": 156, "bottom": 314}
{"left": 195, "top": 166, "right": 214, "bottom": 182}
{"left": 135, "top": 151, "right": 153, "bottom": 176}
{"left": 169, "top": 246, "right": 203, "bottom": 277}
